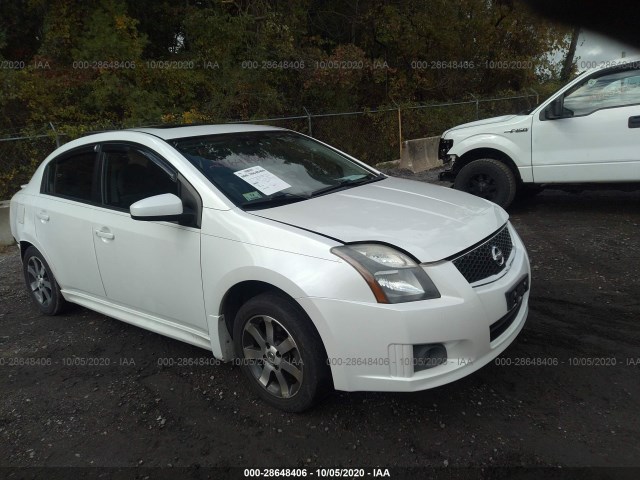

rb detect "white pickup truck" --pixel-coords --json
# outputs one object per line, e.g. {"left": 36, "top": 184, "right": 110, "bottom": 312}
{"left": 439, "top": 57, "right": 640, "bottom": 208}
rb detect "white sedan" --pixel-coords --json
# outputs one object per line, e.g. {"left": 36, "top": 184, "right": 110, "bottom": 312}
{"left": 9, "top": 125, "right": 530, "bottom": 411}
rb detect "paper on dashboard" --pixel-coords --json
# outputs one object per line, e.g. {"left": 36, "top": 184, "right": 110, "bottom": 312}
{"left": 234, "top": 166, "right": 292, "bottom": 195}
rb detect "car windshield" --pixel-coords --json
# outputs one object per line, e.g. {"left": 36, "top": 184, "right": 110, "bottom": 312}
{"left": 172, "top": 131, "right": 382, "bottom": 209}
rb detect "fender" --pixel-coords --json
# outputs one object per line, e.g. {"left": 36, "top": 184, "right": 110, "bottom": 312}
{"left": 200, "top": 232, "right": 374, "bottom": 361}
{"left": 205, "top": 266, "right": 313, "bottom": 360}
{"left": 448, "top": 133, "right": 534, "bottom": 183}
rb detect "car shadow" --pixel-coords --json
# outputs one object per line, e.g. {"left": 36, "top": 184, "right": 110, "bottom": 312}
{"left": 510, "top": 187, "right": 640, "bottom": 215}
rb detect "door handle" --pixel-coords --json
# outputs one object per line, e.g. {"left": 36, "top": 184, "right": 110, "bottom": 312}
{"left": 629, "top": 116, "right": 640, "bottom": 128}
{"left": 95, "top": 229, "right": 115, "bottom": 240}
{"left": 37, "top": 211, "right": 50, "bottom": 222}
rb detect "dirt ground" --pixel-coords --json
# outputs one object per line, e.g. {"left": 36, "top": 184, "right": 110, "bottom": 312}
{"left": 1, "top": 176, "right": 639, "bottom": 478}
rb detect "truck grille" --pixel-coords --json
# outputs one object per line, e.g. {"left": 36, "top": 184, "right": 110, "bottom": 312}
{"left": 451, "top": 225, "right": 513, "bottom": 284}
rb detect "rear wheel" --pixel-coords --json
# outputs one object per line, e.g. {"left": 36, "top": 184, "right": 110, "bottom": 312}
{"left": 454, "top": 158, "right": 517, "bottom": 208}
{"left": 233, "top": 293, "right": 331, "bottom": 412}
{"left": 22, "top": 246, "right": 66, "bottom": 315}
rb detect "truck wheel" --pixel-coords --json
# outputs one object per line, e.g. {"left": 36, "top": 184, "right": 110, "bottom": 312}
{"left": 454, "top": 159, "right": 517, "bottom": 208}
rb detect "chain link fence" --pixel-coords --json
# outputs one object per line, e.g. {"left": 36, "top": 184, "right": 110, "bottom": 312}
{"left": 0, "top": 91, "right": 540, "bottom": 199}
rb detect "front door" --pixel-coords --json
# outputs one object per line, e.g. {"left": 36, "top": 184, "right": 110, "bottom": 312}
{"left": 532, "top": 65, "right": 640, "bottom": 183}
{"left": 91, "top": 143, "right": 207, "bottom": 334}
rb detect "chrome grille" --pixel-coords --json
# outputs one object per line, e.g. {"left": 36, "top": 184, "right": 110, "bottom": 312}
{"left": 451, "top": 226, "right": 513, "bottom": 284}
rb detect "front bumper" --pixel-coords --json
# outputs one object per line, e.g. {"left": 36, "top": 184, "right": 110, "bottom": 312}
{"left": 438, "top": 137, "right": 456, "bottom": 181}
{"left": 298, "top": 223, "right": 530, "bottom": 392}
{"left": 438, "top": 153, "right": 457, "bottom": 181}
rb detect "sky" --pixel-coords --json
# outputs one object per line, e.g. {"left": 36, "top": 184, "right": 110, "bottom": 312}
{"left": 575, "top": 29, "right": 640, "bottom": 66}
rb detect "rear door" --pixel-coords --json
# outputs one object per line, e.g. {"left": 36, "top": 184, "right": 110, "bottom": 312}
{"left": 90, "top": 143, "right": 207, "bottom": 334}
{"left": 35, "top": 146, "right": 106, "bottom": 297}
{"left": 532, "top": 66, "right": 640, "bottom": 182}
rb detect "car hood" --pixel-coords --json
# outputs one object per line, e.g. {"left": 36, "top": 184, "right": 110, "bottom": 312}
{"left": 443, "top": 114, "right": 519, "bottom": 135}
{"left": 252, "top": 177, "right": 508, "bottom": 262}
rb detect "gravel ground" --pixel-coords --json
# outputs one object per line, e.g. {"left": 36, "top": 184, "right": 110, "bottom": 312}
{"left": 1, "top": 174, "right": 639, "bottom": 478}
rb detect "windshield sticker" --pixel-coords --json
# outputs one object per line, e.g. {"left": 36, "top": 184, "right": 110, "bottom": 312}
{"left": 234, "top": 166, "right": 291, "bottom": 195}
{"left": 242, "top": 191, "right": 263, "bottom": 201}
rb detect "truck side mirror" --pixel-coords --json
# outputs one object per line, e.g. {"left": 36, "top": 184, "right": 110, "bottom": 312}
{"left": 545, "top": 97, "right": 565, "bottom": 120}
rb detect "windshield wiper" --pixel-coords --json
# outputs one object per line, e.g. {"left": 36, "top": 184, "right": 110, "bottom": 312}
{"left": 240, "top": 192, "right": 310, "bottom": 210}
{"left": 310, "top": 174, "right": 385, "bottom": 197}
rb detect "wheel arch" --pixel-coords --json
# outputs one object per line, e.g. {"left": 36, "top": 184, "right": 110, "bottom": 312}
{"left": 456, "top": 148, "right": 522, "bottom": 183}
{"left": 19, "top": 240, "right": 35, "bottom": 261}
{"left": 219, "top": 280, "right": 294, "bottom": 339}
{"left": 218, "top": 280, "right": 328, "bottom": 349}
{"left": 19, "top": 239, "right": 58, "bottom": 276}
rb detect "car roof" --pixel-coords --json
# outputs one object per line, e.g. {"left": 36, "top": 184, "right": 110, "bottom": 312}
{"left": 128, "top": 124, "right": 286, "bottom": 140}
{"left": 40, "top": 124, "right": 289, "bottom": 165}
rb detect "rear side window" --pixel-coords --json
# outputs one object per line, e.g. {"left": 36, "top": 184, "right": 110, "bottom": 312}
{"left": 43, "top": 150, "right": 98, "bottom": 202}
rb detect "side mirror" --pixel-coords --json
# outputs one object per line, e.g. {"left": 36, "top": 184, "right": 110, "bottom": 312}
{"left": 545, "top": 97, "right": 565, "bottom": 119}
{"left": 130, "top": 193, "right": 185, "bottom": 222}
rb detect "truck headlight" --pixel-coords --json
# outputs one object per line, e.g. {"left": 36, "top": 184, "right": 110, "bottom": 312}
{"left": 331, "top": 244, "right": 440, "bottom": 303}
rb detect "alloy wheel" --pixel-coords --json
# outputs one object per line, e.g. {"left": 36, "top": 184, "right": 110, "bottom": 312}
{"left": 241, "top": 315, "right": 303, "bottom": 399}
{"left": 26, "top": 256, "right": 52, "bottom": 307}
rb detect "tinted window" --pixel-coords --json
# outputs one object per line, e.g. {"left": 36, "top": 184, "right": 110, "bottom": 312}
{"left": 564, "top": 68, "right": 640, "bottom": 116}
{"left": 45, "top": 150, "right": 98, "bottom": 202}
{"left": 102, "top": 147, "right": 179, "bottom": 210}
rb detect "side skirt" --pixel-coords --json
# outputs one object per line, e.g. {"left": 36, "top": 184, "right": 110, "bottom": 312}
{"left": 62, "top": 289, "right": 213, "bottom": 352}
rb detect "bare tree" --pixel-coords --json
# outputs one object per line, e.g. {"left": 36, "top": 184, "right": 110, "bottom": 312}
{"left": 560, "top": 26, "right": 580, "bottom": 81}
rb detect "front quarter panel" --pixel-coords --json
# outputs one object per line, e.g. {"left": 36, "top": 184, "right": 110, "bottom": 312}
{"left": 200, "top": 207, "right": 377, "bottom": 360}
{"left": 200, "top": 207, "right": 375, "bottom": 303}
{"left": 446, "top": 117, "right": 534, "bottom": 182}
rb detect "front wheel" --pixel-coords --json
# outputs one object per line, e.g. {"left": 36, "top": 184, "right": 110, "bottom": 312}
{"left": 454, "top": 158, "right": 517, "bottom": 208}
{"left": 233, "top": 293, "right": 331, "bottom": 412}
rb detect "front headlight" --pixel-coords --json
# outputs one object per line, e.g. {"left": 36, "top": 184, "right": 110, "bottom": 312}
{"left": 331, "top": 244, "right": 440, "bottom": 303}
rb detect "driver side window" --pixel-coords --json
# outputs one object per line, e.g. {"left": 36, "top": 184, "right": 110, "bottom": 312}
{"left": 564, "top": 67, "right": 640, "bottom": 116}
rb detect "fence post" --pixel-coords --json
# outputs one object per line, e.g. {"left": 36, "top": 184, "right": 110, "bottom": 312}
{"left": 49, "top": 122, "right": 61, "bottom": 148}
{"left": 390, "top": 98, "right": 402, "bottom": 159}
{"left": 303, "top": 107, "right": 312, "bottom": 137}
{"left": 469, "top": 94, "right": 479, "bottom": 119}
{"left": 397, "top": 107, "right": 403, "bottom": 160}
{"left": 529, "top": 88, "right": 539, "bottom": 105}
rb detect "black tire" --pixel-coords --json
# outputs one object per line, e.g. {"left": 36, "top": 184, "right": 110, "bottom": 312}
{"left": 22, "top": 246, "right": 66, "bottom": 315}
{"left": 233, "top": 292, "right": 332, "bottom": 412}
{"left": 453, "top": 158, "right": 517, "bottom": 208}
